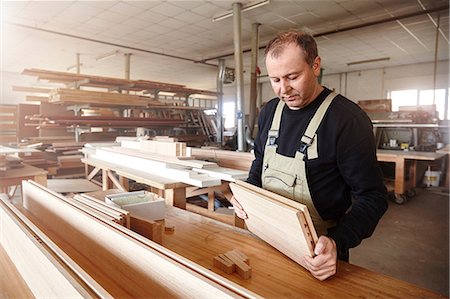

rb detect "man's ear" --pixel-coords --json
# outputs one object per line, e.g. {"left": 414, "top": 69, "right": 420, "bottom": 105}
{"left": 313, "top": 56, "right": 321, "bottom": 75}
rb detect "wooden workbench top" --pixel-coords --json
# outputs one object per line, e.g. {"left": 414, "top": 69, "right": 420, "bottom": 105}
{"left": 377, "top": 149, "right": 447, "bottom": 161}
{"left": 162, "top": 206, "right": 444, "bottom": 298}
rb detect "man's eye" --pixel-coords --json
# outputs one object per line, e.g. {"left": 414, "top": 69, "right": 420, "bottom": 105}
{"left": 288, "top": 76, "right": 298, "bottom": 80}
{"left": 271, "top": 78, "right": 280, "bottom": 83}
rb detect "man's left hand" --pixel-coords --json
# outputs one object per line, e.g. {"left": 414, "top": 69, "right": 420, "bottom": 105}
{"left": 302, "top": 236, "right": 337, "bottom": 281}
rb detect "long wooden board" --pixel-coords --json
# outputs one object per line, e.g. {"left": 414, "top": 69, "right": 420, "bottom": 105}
{"left": 229, "top": 180, "right": 317, "bottom": 264}
{"left": 0, "top": 197, "right": 110, "bottom": 298}
{"left": 21, "top": 180, "right": 258, "bottom": 298}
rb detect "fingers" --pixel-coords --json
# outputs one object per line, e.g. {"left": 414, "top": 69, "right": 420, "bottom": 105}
{"left": 302, "top": 236, "right": 338, "bottom": 281}
{"left": 229, "top": 196, "right": 248, "bottom": 219}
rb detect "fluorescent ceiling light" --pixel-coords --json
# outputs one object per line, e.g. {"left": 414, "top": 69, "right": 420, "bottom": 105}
{"left": 347, "top": 57, "right": 390, "bottom": 66}
{"left": 96, "top": 50, "right": 120, "bottom": 61}
{"left": 212, "top": 0, "right": 270, "bottom": 22}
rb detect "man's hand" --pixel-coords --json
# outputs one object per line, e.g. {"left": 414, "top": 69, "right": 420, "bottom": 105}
{"left": 302, "top": 236, "right": 337, "bottom": 281}
{"left": 229, "top": 195, "right": 248, "bottom": 219}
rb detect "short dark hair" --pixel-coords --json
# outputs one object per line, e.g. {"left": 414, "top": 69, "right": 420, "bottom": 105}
{"left": 264, "top": 31, "right": 318, "bottom": 67}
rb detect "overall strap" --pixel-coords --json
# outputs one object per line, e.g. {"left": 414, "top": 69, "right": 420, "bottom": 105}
{"left": 266, "top": 99, "right": 285, "bottom": 147}
{"left": 299, "top": 91, "right": 338, "bottom": 159}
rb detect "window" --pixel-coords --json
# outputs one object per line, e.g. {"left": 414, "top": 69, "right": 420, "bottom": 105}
{"left": 223, "top": 102, "right": 235, "bottom": 129}
{"left": 389, "top": 88, "right": 449, "bottom": 120}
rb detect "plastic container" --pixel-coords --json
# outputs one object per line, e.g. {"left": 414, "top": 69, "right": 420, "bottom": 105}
{"left": 423, "top": 170, "right": 441, "bottom": 187}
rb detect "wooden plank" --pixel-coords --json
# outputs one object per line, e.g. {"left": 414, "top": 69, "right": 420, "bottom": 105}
{"left": 109, "top": 145, "right": 218, "bottom": 169}
{"left": 21, "top": 181, "right": 257, "bottom": 298}
{"left": 0, "top": 197, "right": 109, "bottom": 298}
{"left": 235, "top": 180, "right": 318, "bottom": 243}
{"left": 47, "top": 179, "right": 101, "bottom": 193}
{"left": 93, "top": 148, "right": 221, "bottom": 188}
{"left": 229, "top": 182, "right": 316, "bottom": 264}
{"left": 72, "top": 194, "right": 129, "bottom": 228}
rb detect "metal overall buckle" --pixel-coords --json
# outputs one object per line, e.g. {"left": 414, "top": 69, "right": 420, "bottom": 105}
{"left": 298, "top": 135, "right": 314, "bottom": 154}
{"left": 268, "top": 130, "right": 278, "bottom": 147}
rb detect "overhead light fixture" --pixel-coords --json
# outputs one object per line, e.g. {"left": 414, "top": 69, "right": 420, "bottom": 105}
{"left": 347, "top": 57, "right": 390, "bottom": 66}
{"left": 95, "top": 50, "right": 120, "bottom": 61}
{"left": 212, "top": 0, "right": 270, "bottom": 22}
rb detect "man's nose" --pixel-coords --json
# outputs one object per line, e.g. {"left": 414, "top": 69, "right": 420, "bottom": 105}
{"left": 280, "top": 79, "right": 291, "bottom": 94}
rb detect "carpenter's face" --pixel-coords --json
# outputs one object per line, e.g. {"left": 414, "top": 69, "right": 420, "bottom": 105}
{"left": 266, "top": 43, "right": 321, "bottom": 110}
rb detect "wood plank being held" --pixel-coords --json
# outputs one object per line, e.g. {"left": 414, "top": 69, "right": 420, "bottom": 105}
{"left": 229, "top": 180, "right": 317, "bottom": 267}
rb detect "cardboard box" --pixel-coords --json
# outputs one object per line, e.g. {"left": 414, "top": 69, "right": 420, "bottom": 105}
{"left": 105, "top": 191, "right": 165, "bottom": 221}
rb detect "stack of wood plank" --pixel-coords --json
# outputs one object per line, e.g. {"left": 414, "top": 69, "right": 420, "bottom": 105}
{"left": 87, "top": 139, "right": 248, "bottom": 187}
{"left": 0, "top": 180, "right": 255, "bottom": 298}
{"left": 17, "top": 150, "right": 58, "bottom": 170}
{"left": 0, "top": 105, "right": 17, "bottom": 144}
{"left": 31, "top": 115, "right": 185, "bottom": 128}
{"left": 0, "top": 154, "right": 23, "bottom": 176}
{"left": 49, "top": 88, "right": 165, "bottom": 107}
{"left": 22, "top": 68, "right": 218, "bottom": 97}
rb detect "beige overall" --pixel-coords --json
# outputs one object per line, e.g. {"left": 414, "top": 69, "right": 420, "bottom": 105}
{"left": 262, "top": 92, "right": 338, "bottom": 236}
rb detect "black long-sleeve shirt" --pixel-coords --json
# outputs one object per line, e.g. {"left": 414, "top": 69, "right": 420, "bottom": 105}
{"left": 247, "top": 88, "right": 388, "bottom": 259}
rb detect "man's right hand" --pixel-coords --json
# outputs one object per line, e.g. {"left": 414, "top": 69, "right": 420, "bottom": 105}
{"left": 229, "top": 195, "right": 248, "bottom": 219}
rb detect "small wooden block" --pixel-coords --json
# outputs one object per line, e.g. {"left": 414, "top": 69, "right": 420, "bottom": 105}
{"left": 130, "top": 216, "right": 163, "bottom": 244}
{"left": 164, "top": 224, "right": 175, "bottom": 233}
{"left": 224, "top": 250, "right": 252, "bottom": 279}
{"left": 213, "top": 254, "right": 235, "bottom": 274}
{"left": 230, "top": 249, "right": 249, "bottom": 265}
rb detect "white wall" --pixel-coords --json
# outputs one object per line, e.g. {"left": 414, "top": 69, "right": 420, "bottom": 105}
{"left": 219, "top": 60, "right": 449, "bottom": 127}
{"left": 321, "top": 60, "right": 449, "bottom": 102}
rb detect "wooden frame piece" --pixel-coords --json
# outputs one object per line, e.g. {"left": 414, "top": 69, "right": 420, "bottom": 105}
{"left": 229, "top": 180, "right": 317, "bottom": 264}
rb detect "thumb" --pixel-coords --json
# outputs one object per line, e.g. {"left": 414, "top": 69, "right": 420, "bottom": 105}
{"left": 314, "top": 237, "right": 326, "bottom": 255}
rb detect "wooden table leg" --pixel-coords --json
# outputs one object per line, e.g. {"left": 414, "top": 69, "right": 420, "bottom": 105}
{"left": 394, "top": 157, "right": 405, "bottom": 195}
{"left": 33, "top": 174, "right": 47, "bottom": 187}
{"left": 165, "top": 187, "right": 186, "bottom": 210}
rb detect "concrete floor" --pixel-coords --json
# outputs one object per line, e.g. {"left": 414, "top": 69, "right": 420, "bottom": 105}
{"left": 351, "top": 187, "right": 449, "bottom": 296}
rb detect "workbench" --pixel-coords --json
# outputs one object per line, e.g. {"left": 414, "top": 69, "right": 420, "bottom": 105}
{"left": 0, "top": 163, "right": 47, "bottom": 199}
{"left": 88, "top": 189, "right": 443, "bottom": 298}
{"left": 0, "top": 189, "right": 444, "bottom": 298}
{"left": 82, "top": 157, "right": 188, "bottom": 209}
{"left": 377, "top": 150, "right": 447, "bottom": 203}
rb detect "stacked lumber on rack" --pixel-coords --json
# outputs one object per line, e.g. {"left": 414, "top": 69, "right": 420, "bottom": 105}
{"left": 22, "top": 68, "right": 218, "bottom": 97}
{"left": 30, "top": 115, "right": 185, "bottom": 128}
{"left": 0, "top": 154, "right": 23, "bottom": 176}
{"left": 6, "top": 180, "right": 255, "bottom": 298}
{"left": 229, "top": 180, "right": 318, "bottom": 265}
{"left": 0, "top": 105, "right": 17, "bottom": 144}
{"left": 49, "top": 88, "right": 165, "bottom": 107}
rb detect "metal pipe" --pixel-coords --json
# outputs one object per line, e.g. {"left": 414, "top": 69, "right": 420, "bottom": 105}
{"left": 76, "top": 53, "right": 80, "bottom": 74}
{"left": 216, "top": 59, "right": 225, "bottom": 145}
{"left": 233, "top": 2, "right": 246, "bottom": 152}
{"left": 433, "top": 14, "right": 440, "bottom": 104}
{"left": 125, "top": 53, "right": 131, "bottom": 80}
{"left": 198, "top": 5, "right": 448, "bottom": 62}
{"left": 249, "top": 23, "right": 260, "bottom": 139}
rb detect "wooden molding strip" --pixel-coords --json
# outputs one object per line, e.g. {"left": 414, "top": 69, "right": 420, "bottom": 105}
{"left": 21, "top": 181, "right": 259, "bottom": 298}
{"left": 0, "top": 197, "right": 111, "bottom": 298}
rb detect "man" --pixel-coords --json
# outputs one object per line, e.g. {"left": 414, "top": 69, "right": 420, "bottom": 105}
{"left": 230, "top": 31, "right": 388, "bottom": 281}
